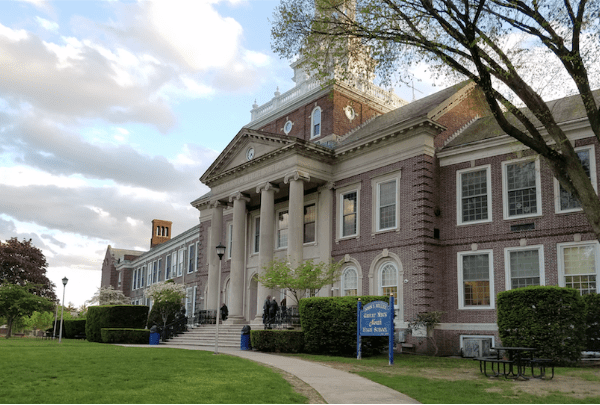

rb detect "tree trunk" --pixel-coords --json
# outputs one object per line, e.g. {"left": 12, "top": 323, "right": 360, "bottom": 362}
{"left": 6, "top": 317, "right": 14, "bottom": 339}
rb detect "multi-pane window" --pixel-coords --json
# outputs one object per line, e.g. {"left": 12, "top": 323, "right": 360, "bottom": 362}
{"left": 146, "top": 265, "right": 151, "bottom": 287}
{"left": 458, "top": 167, "right": 491, "bottom": 224}
{"left": 165, "top": 255, "right": 171, "bottom": 280}
{"left": 188, "top": 244, "right": 196, "bottom": 273}
{"left": 132, "top": 269, "right": 137, "bottom": 290}
{"left": 254, "top": 216, "right": 260, "bottom": 253}
{"left": 171, "top": 252, "right": 177, "bottom": 278}
{"left": 559, "top": 243, "right": 598, "bottom": 295}
{"left": 459, "top": 252, "right": 493, "bottom": 308}
{"left": 378, "top": 180, "right": 397, "bottom": 230}
{"left": 304, "top": 204, "right": 316, "bottom": 243}
{"left": 504, "top": 159, "right": 540, "bottom": 218}
{"left": 311, "top": 107, "right": 321, "bottom": 138}
{"left": 158, "top": 259, "right": 163, "bottom": 282}
{"left": 342, "top": 267, "right": 358, "bottom": 296}
{"left": 342, "top": 191, "right": 358, "bottom": 237}
{"left": 278, "top": 210, "right": 289, "bottom": 248}
{"left": 380, "top": 262, "right": 398, "bottom": 297}
{"left": 558, "top": 147, "right": 594, "bottom": 212}
{"left": 177, "top": 249, "right": 184, "bottom": 277}
{"left": 506, "top": 247, "right": 542, "bottom": 289}
{"left": 152, "top": 261, "right": 158, "bottom": 284}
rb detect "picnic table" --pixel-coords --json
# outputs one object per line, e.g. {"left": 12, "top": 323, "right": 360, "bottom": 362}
{"left": 493, "top": 347, "right": 536, "bottom": 380}
{"left": 475, "top": 346, "right": 554, "bottom": 380}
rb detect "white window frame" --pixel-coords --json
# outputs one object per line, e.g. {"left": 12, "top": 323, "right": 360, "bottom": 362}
{"left": 372, "top": 171, "right": 401, "bottom": 233}
{"left": 227, "top": 223, "right": 233, "bottom": 260}
{"left": 276, "top": 208, "right": 289, "bottom": 249}
{"left": 554, "top": 144, "right": 597, "bottom": 214}
{"left": 188, "top": 244, "right": 196, "bottom": 274}
{"left": 146, "top": 265, "right": 151, "bottom": 287}
{"left": 342, "top": 266, "right": 358, "bottom": 296}
{"left": 303, "top": 201, "right": 317, "bottom": 244}
{"left": 336, "top": 183, "right": 361, "bottom": 241}
{"left": 157, "top": 258, "right": 163, "bottom": 282}
{"left": 457, "top": 250, "right": 495, "bottom": 310}
{"left": 165, "top": 255, "right": 171, "bottom": 280}
{"left": 253, "top": 215, "right": 260, "bottom": 254}
{"left": 457, "top": 165, "right": 492, "bottom": 225}
{"left": 502, "top": 157, "right": 542, "bottom": 220}
{"left": 132, "top": 269, "right": 136, "bottom": 291}
{"left": 378, "top": 261, "right": 399, "bottom": 309}
{"left": 557, "top": 240, "right": 600, "bottom": 295}
{"left": 171, "top": 252, "right": 177, "bottom": 279}
{"left": 177, "top": 248, "right": 185, "bottom": 277}
{"left": 152, "top": 260, "right": 157, "bottom": 284}
{"left": 310, "top": 106, "right": 321, "bottom": 139}
{"left": 504, "top": 245, "right": 545, "bottom": 291}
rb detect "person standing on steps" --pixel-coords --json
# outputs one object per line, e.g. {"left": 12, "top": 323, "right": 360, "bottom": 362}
{"left": 220, "top": 303, "right": 228, "bottom": 322}
{"left": 269, "top": 297, "right": 279, "bottom": 329}
{"left": 262, "top": 295, "right": 271, "bottom": 329}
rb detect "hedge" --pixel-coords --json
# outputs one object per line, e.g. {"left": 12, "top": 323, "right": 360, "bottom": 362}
{"left": 64, "top": 319, "right": 86, "bottom": 338}
{"left": 497, "top": 286, "right": 585, "bottom": 364}
{"left": 101, "top": 328, "right": 150, "bottom": 344}
{"left": 583, "top": 293, "right": 600, "bottom": 351}
{"left": 250, "top": 330, "right": 304, "bottom": 353}
{"left": 86, "top": 305, "right": 149, "bottom": 343}
{"left": 300, "top": 296, "right": 389, "bottom": 357}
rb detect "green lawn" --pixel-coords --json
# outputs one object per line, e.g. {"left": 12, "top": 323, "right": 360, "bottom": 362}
{"left": 284, "top": 353, "right": 600, "bottom": 404}
{"left": 0, "top": 339, "right": 307, "bottom": 404}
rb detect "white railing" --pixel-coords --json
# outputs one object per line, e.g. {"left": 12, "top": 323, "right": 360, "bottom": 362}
{"left": 250, "top": 76, "right": 407, "bottom": 123}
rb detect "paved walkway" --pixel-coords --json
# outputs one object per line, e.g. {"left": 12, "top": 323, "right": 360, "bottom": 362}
{"left": 120, "top": 344, "right": 419, "bottom": 404}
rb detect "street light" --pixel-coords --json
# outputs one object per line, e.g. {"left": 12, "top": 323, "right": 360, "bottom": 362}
{"left": 214, "top": 243, "right": 226, "bottom": 355}
{"left": 58, "top": 277, "right": 68, "bottom": 343}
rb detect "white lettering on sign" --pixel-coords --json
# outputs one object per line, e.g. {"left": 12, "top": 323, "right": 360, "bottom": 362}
{"left": 363, "top": 313, "right": 376, "bottom": 318}
{"left": 374, "top": 327, "right": 388, "bottom": 333}
{"left": 369, "top": 319, "right": 382, "bottom": 327}
{"left": 377, "top": 312, "right": 387, "bottom": 317}
{"left": 362, "top": 327, "right": 373, "bottom": 333}
{"left": 375, "top": 303, "right": 387, "bottom": 309}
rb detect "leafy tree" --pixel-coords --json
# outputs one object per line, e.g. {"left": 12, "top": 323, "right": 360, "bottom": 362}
{"left": 258, "top": 258, "right": 342, "bottom": 304}
{"left": 87, "top": 286, "right": 130, "bottom": 306}
{"left": 0, "top": 283, "right": 54, "bottom": 338}
{"left": 22, "top": 310, "right": 55, "bottom": 333}
{"left": 0, "top": 238, "right": 56, "bottom": 300}
{"left": 144, "top": 281, "right": 186, "bottom": 331}
{"left": 272, "top": 0, "right": 600, "bottom": 240}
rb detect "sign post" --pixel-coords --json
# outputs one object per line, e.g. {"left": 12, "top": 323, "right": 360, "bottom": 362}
{"left": 357, "top": 294, "right": 395, "bottom": 365}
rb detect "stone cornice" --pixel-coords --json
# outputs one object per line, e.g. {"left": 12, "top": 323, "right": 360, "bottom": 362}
{"left": 284, "top": 170, "right": 311, "bottom": 184}
{"left": 256, "top": 182, "right": 280, "bottom": 194}
{"left": 229, "top": 191, "right": 251, "bottom": 203}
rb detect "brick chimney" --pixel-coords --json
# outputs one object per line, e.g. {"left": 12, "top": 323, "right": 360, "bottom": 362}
{"left": 151, "top": 219, "right": 172, "bottom": 248}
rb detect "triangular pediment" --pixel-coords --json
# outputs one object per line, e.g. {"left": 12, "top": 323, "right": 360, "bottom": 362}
{"left": 200, "top": 129, "right": 299, "bottom": 184}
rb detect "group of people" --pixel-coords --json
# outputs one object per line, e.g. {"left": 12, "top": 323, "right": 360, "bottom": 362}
{"left": 262, "top": 295, "right": 286, "bottom": 329}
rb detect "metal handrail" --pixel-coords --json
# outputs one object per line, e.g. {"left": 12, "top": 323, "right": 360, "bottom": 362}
{"left": 157, "top": 316, "right": 188, "bottom": 342}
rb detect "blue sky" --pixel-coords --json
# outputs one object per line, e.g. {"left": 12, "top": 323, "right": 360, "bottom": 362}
{"left": 0, "top": 0, "right": 438, "bottom": 307}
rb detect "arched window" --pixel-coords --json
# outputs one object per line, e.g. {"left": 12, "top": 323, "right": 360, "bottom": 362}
{"left": 156, "top": 226, "right": 160, "bottom": 236}
{"left": 342, "top": 267, "right": 358, "bottom": 296}
{"left": 379, "top": 262, "right": 398, "bottom": 298}
{"left": 311, "top": 107, "right": 321, "bottom": 139}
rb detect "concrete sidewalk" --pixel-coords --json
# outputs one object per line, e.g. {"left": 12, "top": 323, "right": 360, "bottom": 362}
{"left": 120, "top": 344, "right": 419, "bottom": 404}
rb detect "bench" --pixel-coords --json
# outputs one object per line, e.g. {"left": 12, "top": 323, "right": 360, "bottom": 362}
{"left": 474, "top": 357, "right": 514, "bottom": 378}
{"left": 528, "top": 358, "right": 554, "bottom": 380}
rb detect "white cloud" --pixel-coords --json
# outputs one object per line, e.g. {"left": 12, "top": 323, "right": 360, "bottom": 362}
{"left": 35, "top": 16, "right": 59, "bottom": 32}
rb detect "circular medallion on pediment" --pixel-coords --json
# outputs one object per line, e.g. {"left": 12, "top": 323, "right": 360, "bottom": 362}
{"left": 246, "top": 147, "right": 255, "bottom": 161}
{"left": 283, "top": 120, "right": 293, "bottom": 134}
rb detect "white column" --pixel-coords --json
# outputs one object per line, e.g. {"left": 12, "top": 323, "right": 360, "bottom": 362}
{"left": 284, "top": 171, "right": 310, "bottom": 268}
{"left": 207, "top": 201, "right": 224, "bottom": 311}
{"left": 255, "top": 182, "right": 279, "bottom": 322}
{"left": 227, "top": 192, "right": 250, "bottom": 324}
{"left": 318, "top": 182, "right": 334, "bottom": 297}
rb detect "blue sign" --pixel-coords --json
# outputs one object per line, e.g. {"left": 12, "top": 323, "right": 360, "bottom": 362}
{"left": 357, "top": 296, "right": 394, "bottom": 365}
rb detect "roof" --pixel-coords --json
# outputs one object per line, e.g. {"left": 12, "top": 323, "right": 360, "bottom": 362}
{"left": 444, "top": 89, "right": 600, "bottom": 148}
{"left": 338, "top": 81, "right": 473, "bottom": 147}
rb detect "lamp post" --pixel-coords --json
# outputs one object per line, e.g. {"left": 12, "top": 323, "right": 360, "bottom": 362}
{"left": 214, "top": 243, "right": 226, "bottom": 355}
{"left": 52, "top": 300, "right": 59, "bottom": 339}
{"left": 58, "top": 277, "right": 68, "bottom": 343}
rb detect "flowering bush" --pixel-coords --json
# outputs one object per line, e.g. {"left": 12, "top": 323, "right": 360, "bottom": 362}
{"left": 144, "top": 281, "right": 186, "bottom": 329}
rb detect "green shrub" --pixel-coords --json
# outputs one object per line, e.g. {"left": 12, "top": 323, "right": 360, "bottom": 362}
{"left": 583, "top": 293, "right": 600, "bottom": 351}
{"left": 497, "top": 286, "right": 585, "bottom": 364}
{"left": 300, "top": 296, "right": 389, "bottom": 357}
{"left": 86, "top": 305, "right": 149, "bottom": 343}
{"left": 64, "top": 319, "right": 86, "bottom": 338}
{"left": 101, "top": 328, "right": 150, "bottom": 344}
{"left": 147, "top": 302, "right": 185, "bottom": 329}
{"left": 250, "top": 330, "right": 304, "bottom": 352}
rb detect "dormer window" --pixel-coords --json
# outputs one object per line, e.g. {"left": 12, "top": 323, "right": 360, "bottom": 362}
{"left": 311, "top": 107, "right": 321, "bottom": 139}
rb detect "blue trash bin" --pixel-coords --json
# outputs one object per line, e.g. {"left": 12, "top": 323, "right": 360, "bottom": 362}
{"left": 149, "top": 332, "right": 160, "bottom": 345}
{"left": 240, "top": 325, "right": 251, "bottom": 350}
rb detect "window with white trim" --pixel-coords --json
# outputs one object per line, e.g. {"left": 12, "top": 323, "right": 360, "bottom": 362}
{"left": 505, "top": 246, "right": 544, "bottom": 290}
{"left": 146, "top": 265, "right": 151, "bottom": 287}
{"left": 458, "top": 251, "right": 494, "bottom": 309}
{"left": 277, "top": 209, "right": 289, "bottom": 248}
{"left": 165, "top": 255, "right": 171, "bottom": 279}
{"left": 558, "top": 241, "right": 599, "bottom": 295}
{"left": 132, "top": 269, "right": 136, "bottom": 290}
{"left": 311, "top": 107, "right": 321, "bottom": 139}
{"left": 556, "top": 145, "right": 597, "bottom": 213}
{"left": 158, "top": 259, "right": 163, "bottom": 282}
{"left": 188, "top": 244, "right": 196, "bottom": 273}
{"left": 177, "top": 248, "right": 185, "bottom": 277}
{"left": 253, "top": 216, "right": 260, "bottom": 254}
{"left": 304, "top": 203, "right": 316, "bottom": 243}
{"left": 171, "top": 252, "right": 177, "bottom": 279}
{"left": 118, "top": 271, "right": 121, "bottom": 287}
{"left": 457, "top": 165, "right": 492, "bottom": 224}
{"left": 379, "top": 262, "right": 398, "bottom": 298}
{"left": 152, "top": 261, "right": 157, "bottom": 284}
{"left": 342, "top": 267, "right": 358, "bottom": 296}
{"left": 341, "top": 191, "right": 358, "bottom": 237}
{"left": 377, "top": 180, "right": 397, "bottom": 231}
{"left": 503, "top": 158, "right": 541, "bottom": 219}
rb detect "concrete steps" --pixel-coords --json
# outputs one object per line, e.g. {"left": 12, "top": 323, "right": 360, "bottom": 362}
{"left": 162, "top": 324, "right": 251, "bottom": 349}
